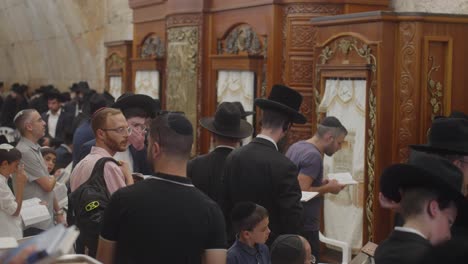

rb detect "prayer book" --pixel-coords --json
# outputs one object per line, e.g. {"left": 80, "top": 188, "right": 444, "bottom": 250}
{"left": 54, "top": 182, "right": 68, "bottom": 209}
{"left": 20, "top": 198, "right": 51, "bottom": 227}
{"left": 0, "top": 224, "right": 79, "bottom": 264}
{"left": 327, "top": 172, "right": 358, "bottom": 185}
{"left": 301, "top": 191, "right": 319, "bottom": 202}
{"left": 0, "top": 237, "right": 18, "bottom": 254}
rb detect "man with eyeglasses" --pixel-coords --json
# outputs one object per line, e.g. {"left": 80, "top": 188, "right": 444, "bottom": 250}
{"left": 70, "top": 107, "right": 134, "bottom": 257}
{"left": 76, "top": 93, "right": 159, "bottom": 174}
{"left": 70, "top": 107, "right": 134, "bottom": 193}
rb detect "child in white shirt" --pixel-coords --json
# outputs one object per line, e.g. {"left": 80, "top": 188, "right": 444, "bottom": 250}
{"left": 0, "top": 144, "right": 27, "bottom": 239}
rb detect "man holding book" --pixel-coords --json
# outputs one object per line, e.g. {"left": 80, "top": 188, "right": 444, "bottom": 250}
{"left": 285, "top": 116, "right": 347, "bottom": 262}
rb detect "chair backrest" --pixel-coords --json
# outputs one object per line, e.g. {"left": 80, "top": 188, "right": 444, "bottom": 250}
{"left": 0, "top": 126, "right": 15, "bottom": 143}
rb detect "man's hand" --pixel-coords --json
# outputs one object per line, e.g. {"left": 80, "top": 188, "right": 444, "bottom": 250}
{"left": 325, "top": 179, "right": 345, "bottom": 194}
{"left": 15, "top": 164, "right": 27, "bottom": 187}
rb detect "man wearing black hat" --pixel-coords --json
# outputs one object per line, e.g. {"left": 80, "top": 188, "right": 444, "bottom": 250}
{"left": 76, "top": 93, "right": 159, "bottom": 174}
{"left": 379, "top": 117, "right": 468, "bottom": 210}
{"left": 0, "top": 84, "right": 29, "bottom": 128}
{"left": 188, "top": 102, "right": 253, "bottom": 204}
{"left": 285, "top": 116, "right": 347, "bottom": 261}
{"left": 41, "top": 90, "right": 73, "bottom": 148}
{"left": 97, "top": 112, "right": 227, "bottom": 264}
{"left": 223, "top": 84, "right": 305, "bottom": 244}
{"left": 375, "top": 151, "right": 465, "bottom": 264}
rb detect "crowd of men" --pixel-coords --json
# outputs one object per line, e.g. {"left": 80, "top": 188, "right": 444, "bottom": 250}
{"left": 0, "top": 80, "right": 467, "bottom": 264}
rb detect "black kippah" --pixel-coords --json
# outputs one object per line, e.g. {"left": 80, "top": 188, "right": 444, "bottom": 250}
{"left": 320, "top": 116, "right": 342, "bottom": 128}
{"left": 167, "top": 113, "right": 193, "bottom": 136}
{"left": 231, "top": 202, "right": 257, "bottom": 223}
{"left": 271, "top": 235, "right": 305, "bottom": 263}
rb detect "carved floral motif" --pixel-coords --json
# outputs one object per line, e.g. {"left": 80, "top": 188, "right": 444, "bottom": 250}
{"left": 218, "top": 24, "right": 263, "bottom": 56}
{"left": 398, "top": 22, "right": 417, "bottom": 163}
{"left": 427, "top": 56, "right": 443, "bottom": 119}
{"left": 140, "top": 35, "right": 165, "bottom": 58}
{"left": 107, "top": 53, "right": 125, "bottom": 70}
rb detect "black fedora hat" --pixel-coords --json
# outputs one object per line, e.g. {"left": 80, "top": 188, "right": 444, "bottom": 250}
{"left": 200, "top": 102, "right": 253, "bottom": 139}
{"left": 112, "top": 92, "right": 160, "bottom": 118}
{"left": 231, "top": 101, "right": 254, "bottom": 119}
{"left": 255, "top": 84, "right": 306, "bottom": 124}
{"left": 411, "top": 117, "right": 468, "bottom": 155}
{"left": 380, "top": 151, "right": 464, "bottom": 205}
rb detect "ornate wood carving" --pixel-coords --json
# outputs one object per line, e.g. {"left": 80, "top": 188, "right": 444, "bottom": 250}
{"left": 166, "top": 26, "right": 199, "bottom": 153}
{"left": 290, "top": 60, "right": 314, "bottom": 84}
{"left": 140, "top": 34, "right": 165, "bottom": 58}
{"left": 398, "top": 22, "right": 417, "bottom": 163}
{"left": 290, "top": 24, "right": 316, "bottom": 49}
{"left": 427, "top": 56, "right": 443, "bottom": 119}
{"left": 107, "top": 53, "right": 125, "bottom": 71}
{"left": 166, "top": 14, "right": 202, "bottom": 28}
{"left": 316, "top": 35, "right": 377, "bottom": 241}
{"left": 218, "top": 24, "right": 264, "bottom": 56}
{"left": 282, "top": 4, "right": 343, "bottom": 84}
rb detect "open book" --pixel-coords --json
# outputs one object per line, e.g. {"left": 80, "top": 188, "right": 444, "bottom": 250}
{"left": 0, "top": 224, "right": 79, "bottom": 264}
{"left": 20, "top": 198, "right": 51, "bottom": 227}
{"left": 301, "top": 191, "right": 319, "bottom": 202}
{"left": 327, "top": 172, "right": 358, "bottom": 185}
{"left": 54, "top": 182, "right": 68, "bottom": 209}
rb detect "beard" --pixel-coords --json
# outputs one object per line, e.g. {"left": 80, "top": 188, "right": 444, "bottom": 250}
{"left": 105, "top": 136, "right": 128, "bottom": 153}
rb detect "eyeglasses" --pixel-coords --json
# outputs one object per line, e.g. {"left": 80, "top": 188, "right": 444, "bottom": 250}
{"left": 130, "top": 123, "right": 147, "bottom": 132}
{"left": 101, "top": 127, "right": 132, "bottom": 135}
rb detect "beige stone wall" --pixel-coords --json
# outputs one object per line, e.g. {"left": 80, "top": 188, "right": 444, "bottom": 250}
{"left": 0, "top": 0, "right": 132, "bottom": 92}
{"left": 392, "top": 0, "right": 468, "bottom": 14}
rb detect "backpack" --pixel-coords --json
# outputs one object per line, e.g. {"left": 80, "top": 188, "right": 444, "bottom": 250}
{"left": 69, "top": 157, "right": 119, "bottom": 240}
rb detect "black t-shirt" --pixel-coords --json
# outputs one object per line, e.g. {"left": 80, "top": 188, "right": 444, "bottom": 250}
{"left": 100, "top": 172, "right": 227, "bottom": 264}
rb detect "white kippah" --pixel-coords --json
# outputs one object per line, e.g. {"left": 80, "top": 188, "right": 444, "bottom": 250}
{"left": 0, "top": 144, "right": 14, "bottom": 151}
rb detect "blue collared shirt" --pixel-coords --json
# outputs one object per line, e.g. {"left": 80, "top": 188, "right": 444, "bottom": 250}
{"left": 227, "top": 239, "right": 271, "bottom": 264}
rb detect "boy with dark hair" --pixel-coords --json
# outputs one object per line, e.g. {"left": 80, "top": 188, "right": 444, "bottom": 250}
{"left": 228, "top": 202, "right": 271, "bottom": 264}
{"left": 0, "top": 144, "right": 27, "bottom": 239}
{"left": 375, "top": 151, "right": 466, "bottom": 264}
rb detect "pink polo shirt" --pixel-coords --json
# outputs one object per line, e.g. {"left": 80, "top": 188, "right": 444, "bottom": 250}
{"left": 70, "top": 146, "right": 126, "bottom": 194}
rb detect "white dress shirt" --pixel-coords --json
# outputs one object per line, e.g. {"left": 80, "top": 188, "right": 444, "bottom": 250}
{"left": 0, "top": 175, "right": 22, "bottom": 239}
{"left": 47, "top": 108, "right": 62, "bottom": 138}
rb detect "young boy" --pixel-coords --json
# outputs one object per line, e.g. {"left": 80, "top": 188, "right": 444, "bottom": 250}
{"left": 40, "top": 147, "right": 57, "bottom": 175}
{"left": 228, "top": 202, "right": 271, "bottom": 264}
{"left": 0, "top": 143, "right": 27, "bottom": 239}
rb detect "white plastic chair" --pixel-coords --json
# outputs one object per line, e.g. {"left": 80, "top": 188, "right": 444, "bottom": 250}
{"left": 0, "top": 126, "right": 15, "bottom": 143}
{"left": 319, "top": 231, "right": 352, "bottom": 264}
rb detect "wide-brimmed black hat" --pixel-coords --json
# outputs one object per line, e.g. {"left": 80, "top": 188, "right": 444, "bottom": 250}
{"left": 200, "top": 102, "right": 253, "bottom": 139}
{"left": 410, "top": 117, "right": 468, "bottom": 155}
{"left": 11, "top": 83, "right": 27, "bottom": 94}
{"left": 44, "top": 88, "right": 64, "bottom": 101}
{"left": 380, "top": 150, "right": 465, "bottom": 207}
{"left": 112, "top": 92, "right": 160, "bottom": 118}
{"left": 255, "top": 84, "right": 306, "bottom": 124}
{"left": 232, "top": 101, "right": 254, "bottom": 119}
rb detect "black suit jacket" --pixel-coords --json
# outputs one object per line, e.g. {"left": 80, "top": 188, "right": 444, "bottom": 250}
{"left": 42, "top": 109, "right": 73, "bottom": 140}
{"left": 223, "top": 137, "right": 303, "bottom": 243}
{"left": 187, "top": 147, "right": 233, "bottom": 204}
{"left": 77, "top": 139, "right": 153, "bottom": 175}
{"left": 374, "top": 230, "right": 432, "bottom": 264}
